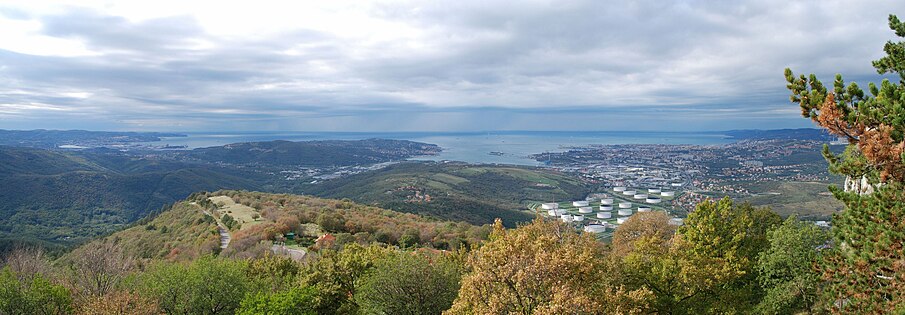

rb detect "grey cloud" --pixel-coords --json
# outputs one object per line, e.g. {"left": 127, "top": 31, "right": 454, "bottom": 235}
{"left": 0, "top": 1, "right": 901, "bottom": 131}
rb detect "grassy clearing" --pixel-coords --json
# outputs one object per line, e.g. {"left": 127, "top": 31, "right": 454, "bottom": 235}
{"left": 208, "top": 196, "right": 262, "bottom": 230}
{"left": 740, "top": 181, "right": 842, "bottom": 220}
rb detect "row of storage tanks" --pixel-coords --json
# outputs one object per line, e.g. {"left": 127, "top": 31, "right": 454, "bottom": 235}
{"left": 543, "top": 199, "right": 656, "bottom": 230}
{"left": 613, "top": 187, "right": 675, "bottom": 203}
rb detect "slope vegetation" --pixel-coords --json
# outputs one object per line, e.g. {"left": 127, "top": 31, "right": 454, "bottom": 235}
{"left": 303, "top": 162, "right": 590, "bottom": 226}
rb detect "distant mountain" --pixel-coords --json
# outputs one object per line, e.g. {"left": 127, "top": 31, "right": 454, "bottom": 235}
{"left": 721, "top": 128, "right": 837, "bottom": 141}
{"left": 0, "top": 129, "right": 185, "bottom": 149}
{"left": 302, "top": 162, "right": 590, "bottom": 227}
{"left": 184, "top": 139, "right": 440, "bottom": 167}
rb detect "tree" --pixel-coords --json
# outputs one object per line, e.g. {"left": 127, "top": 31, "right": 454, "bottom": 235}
{"left": 236, "top": 287, "right": 318, "bottom": 315}
{"left": 0, "top": 267, "right": 72, "bottom": 315}
{"left": 785, "top": 13, "right": 905, "bottom": 313}
{"left": 75, "top": 291, "right": 160, "bottom": 315}
{"left": 137, "top": 256, "right": 250, "bottom": 315}
{"left": 785, "top": 15, "right": 905, "bottom": 184}
{"left": 447, "top": 218, "right": 652, "bottom": 314}
{"left": 65, "top": 241, "right": 135, "bottom": 300}
{"left": 756, "top": 216, "right": 829, "bottom": 314}
{"left": 355, "top": 251, "right": 460, "bottom": 315}
{"left": 611, "top": 211, "right": 676, "bottom": 256}
{"left": 297, "top": 243, "right": 390, "bottom": 314}
{"left": 616, "top": 198, "right": 779, "bottom": 314}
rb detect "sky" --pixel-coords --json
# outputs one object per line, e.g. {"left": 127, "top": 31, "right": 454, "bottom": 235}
{"left": 0, "top": 0, "right": 902, "bottom": 132}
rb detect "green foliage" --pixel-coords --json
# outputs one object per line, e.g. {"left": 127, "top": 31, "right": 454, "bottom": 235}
{"left": 236, "top": 286, "right": 318, "bottom": 315}
{"left": 297, "top": 243, "right": 391, "bottom": 314}
{"left": 0, "top": 267, "right": 72, "bottom": 315}
{"left": 756, "top": 216, "right": 829, "bottom": 314}
{"left": 355, "top": 252, "right": 461, "bottom": 315}
{"left": 90, "top": 202, "right": 220, "bottom": 260}
{"left": 246, "top": 254, "right": 302, "bottom": 291}
{"left": 136, "top": 256, "right": 251, "bottom": 315}
{"left": 303, "top": 162, "right": 589, "bottom": 227}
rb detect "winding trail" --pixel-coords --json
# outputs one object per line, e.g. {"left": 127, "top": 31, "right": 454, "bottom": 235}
{"left": 193, "top": 202, "right": 231, "bottom": 249}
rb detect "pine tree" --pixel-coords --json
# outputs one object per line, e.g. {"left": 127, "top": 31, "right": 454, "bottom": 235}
{"left": 785, "top": 14, "right": 905, "bottom": 313}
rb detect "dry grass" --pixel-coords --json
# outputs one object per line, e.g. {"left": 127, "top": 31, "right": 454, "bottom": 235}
{"left": 208, "top": 196, "right": 262, "bottom": 230}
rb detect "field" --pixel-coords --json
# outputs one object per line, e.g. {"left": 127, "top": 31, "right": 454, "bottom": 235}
{"left": 739, "top": 181, "right": 843, "bottom": 220}
{"left": 209, "top": 196, "right": 262, "bottom": 230}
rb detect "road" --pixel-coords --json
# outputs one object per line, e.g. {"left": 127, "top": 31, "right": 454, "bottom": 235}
{"left": 271, "top": 244, "right": 306, "bottom": 260}
{"left": 194, "top": 202, "right": 231, "bottom": 249}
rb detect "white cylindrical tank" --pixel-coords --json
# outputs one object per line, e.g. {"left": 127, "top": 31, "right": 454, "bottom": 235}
{"left": 638, "top": 206, "right": 652, "bottom": 212}
{"left": 578, "top": 207, "right": 593, "bottom": 214}
{"left": 649, "top": 188, "right": 661, "bottom": 194}
{"left": 541, "top": 203, "right": 559, "bottom": 210}
{"left": 614, "top": 186, "right": 626, "bottom": 192}
{"left": 600, "top": 205, "right": 613, "bottom": 211}
{"left": 661, "top": 191, "right": 675, "bottom": 197}
{"left": 584, "top": 225, "right": 606, "bottom": 233}
{"left": 619, "top": 202, "right": 632, "bottom": 209}
{"left": 646, "top": 197, "right": 662, "bottom": 204}
{"left": 633, "top": 193, "right": 648, "bottom": 200}
{"left": 669, "top": 218, "right": 684, "bottom": 226}
{"left": 547, "top": 210, "right": 558, "bottom": 217}
{"left": 618, "top": 209, "right": 633, "bottom": 216}
{"left": 616, "top": 217, "right": 628, "bottom": 224}
{"left": 572, "top": 200, "right": 589, "bottom": 207}
{"left": 597, "top": 212, "right": 612, "bottom": 219}
{"left": 560, "top": 214, "right": 572, "bottom": 222}
{"left": 622, "top": 190, "right": 636, "bottom": 195}
{"left": 601, "top": 198, "right": 614, "bottom": 205}
{"left": 573, "top": 215, "right": 585, "bottom": 222}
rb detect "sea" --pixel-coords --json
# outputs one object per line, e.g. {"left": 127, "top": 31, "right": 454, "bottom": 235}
{"left": 142, "top": 131, "right": 735, "bottom": 166}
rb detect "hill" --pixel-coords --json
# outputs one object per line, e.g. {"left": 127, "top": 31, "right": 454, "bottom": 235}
{"left": 0, "top": 146, "right": 265, "bottom": 246}
{"left": 0, "top": 139, "right": 447, "bottom": 248}
{"left": 301, "top": 162, "right": 591, "bottom": 227}
{"left": 89, "top": 190, "right": 490, "bottom": 260}
{"left": 183, "top": 139, "right": 440, "bottom": 167}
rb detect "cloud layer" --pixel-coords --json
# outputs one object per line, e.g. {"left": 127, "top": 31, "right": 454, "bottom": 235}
{"left": 0, "top": 0, "right": 901, "bottom": 131}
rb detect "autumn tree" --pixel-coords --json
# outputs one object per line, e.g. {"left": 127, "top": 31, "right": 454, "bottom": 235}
{"left": 611, "top": 211, "right": 676, "bottom": 256}
{"left": 615, "top": 198, "right": 779, "bottom": 314}
{"left": 447, "top": 218, "right": 652, "bottom": 314}
{"left": 65, "top": 241, "right": 135, "bottom": 300}
{"left": 785, "top": 13, "right": 905, "bottom": 313}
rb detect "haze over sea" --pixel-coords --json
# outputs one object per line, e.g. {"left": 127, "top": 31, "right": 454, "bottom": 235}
{"left": 145, "top": 131, "right": 734, "bottom": 166}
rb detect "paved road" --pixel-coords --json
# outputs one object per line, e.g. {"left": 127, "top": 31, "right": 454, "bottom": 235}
{"left": 271, "top": 244, "right": 306, "bottom": 260}
{"left": 195, "top": 203, "right": 231, "bottom": 249}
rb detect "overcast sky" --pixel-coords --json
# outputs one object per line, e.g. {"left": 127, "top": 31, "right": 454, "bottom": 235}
{"left": 0, "top": 0, "right": 901, "bottom": 132}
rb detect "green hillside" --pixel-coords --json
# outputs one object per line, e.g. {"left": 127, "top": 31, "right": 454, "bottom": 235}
{"left": 0, "top": 146, "right": 264, "bottom": 246}
{"left": 302, "top": 162, "right": 590, "bottom": 227}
